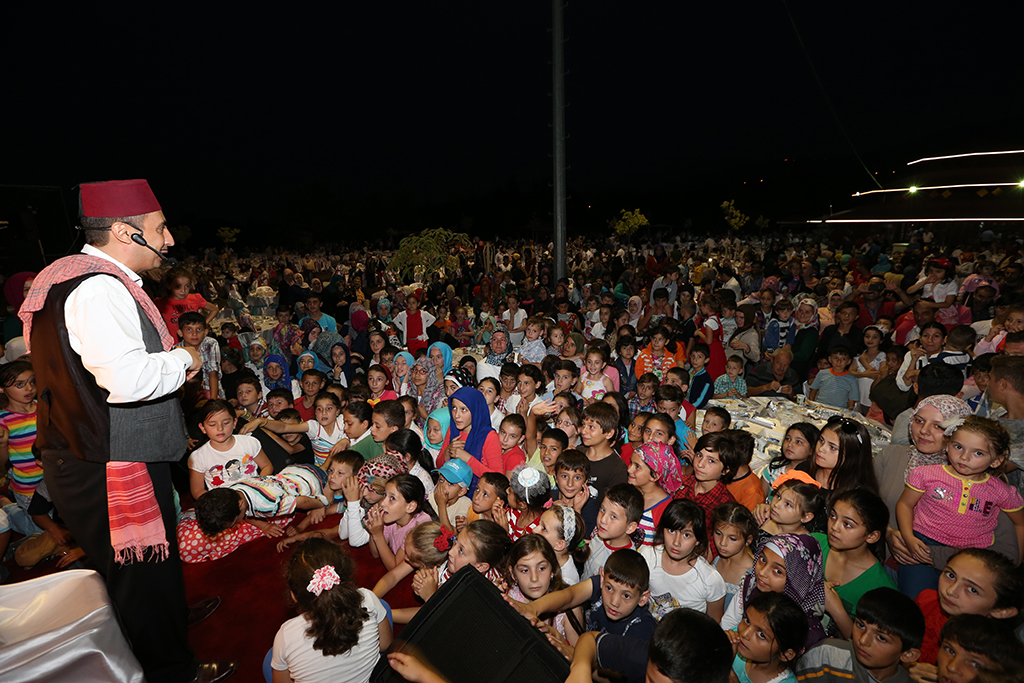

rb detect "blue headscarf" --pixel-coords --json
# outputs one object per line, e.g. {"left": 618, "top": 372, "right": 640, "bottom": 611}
{"left": 296, "top": 351, "right": 328, "bottom": 379}
{"left": 425, "top": 407, "right": 451, "bottom": 449}
{"left": 428, "top": 342, "right": 453, "bottom": 374}
{"left": 394, "top": 351, "right": 415, "bottom": 384}
{"left": 263, "top": 354, "right": 294, "bottom": 392}
{"left": 448, "top": 387, "right": 494, "bottom": 463}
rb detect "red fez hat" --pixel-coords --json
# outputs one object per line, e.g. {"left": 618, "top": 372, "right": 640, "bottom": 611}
{"left": 80, "top": 179, "right": 161, "bottom": 218}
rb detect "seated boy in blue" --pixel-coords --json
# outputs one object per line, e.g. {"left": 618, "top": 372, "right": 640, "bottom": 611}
{"left": 512, "top": 548, "right": 657, "bottom": 642}
{"left": 795, "top": 588, "right": 924, "bottom": 683}
{"left": 808, "top": 346, "right": 859, "bottom": 411}
{"left": 567, "top": 608, "right": 733, "bottom": 683}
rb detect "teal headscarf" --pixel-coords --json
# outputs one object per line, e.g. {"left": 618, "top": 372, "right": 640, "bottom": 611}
{"left": 425, "top": 407, "right": 451, "bottom": 449}
{"left": 428, "top": 342, "right": 453, "bottom": 372}
{"left": 296, "top": 350, "right": 328, "bottom": 379}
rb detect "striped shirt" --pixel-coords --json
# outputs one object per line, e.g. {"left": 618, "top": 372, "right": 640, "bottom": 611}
{"left": 0, "top": 404, "right": 41, "bottom": 498}
{"left": 233, "top": 464, "right": 329, "bottom": 518}
{"left": 637, "top": 496, "right": 672, "bottom": 546}
{"left": 305, "top": 417, "right": 346, "bottom": 466}
{"left": 810, "top": 369, "right": 859, "bottom": 409}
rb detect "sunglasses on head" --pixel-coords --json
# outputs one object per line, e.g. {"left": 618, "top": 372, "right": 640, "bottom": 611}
{"left": 826, "top": 416, "right": 864, "bottom": 443}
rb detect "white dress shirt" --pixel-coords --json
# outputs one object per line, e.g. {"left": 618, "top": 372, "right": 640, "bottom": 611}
{"left": 64, "top": 245, "right": 192, "bottom": 404}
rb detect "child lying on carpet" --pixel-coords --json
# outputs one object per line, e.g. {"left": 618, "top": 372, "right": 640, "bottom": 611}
{"left": 178, "top": 464, "right": 331, "bottom": 563}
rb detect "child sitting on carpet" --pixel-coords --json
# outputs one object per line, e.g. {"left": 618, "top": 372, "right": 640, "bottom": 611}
{"left": 365, "top": 474, "right": 435, "bottom": 571}
{"left": 181, "top": 464, "right": 331, "bottom": 564}
{"left": 268, "top": 538, "right": 392, "bottom": 683}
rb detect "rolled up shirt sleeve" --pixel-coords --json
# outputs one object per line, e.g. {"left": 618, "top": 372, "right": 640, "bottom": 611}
{"left": 65, "top": 276, "right": 191, "bottom": 403}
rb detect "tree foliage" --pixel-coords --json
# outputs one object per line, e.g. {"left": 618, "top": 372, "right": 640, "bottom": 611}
{"left": 217, "top": 226, "right": 242, "bottom": 244}
{"left": 609, "top": 209, "right": 649, "bottom": 241}
{"left": 390, "top": 227, "right": 473, "bottom": 281}
{"left": 720, "top": 200, "right": 749, "bottom": 232}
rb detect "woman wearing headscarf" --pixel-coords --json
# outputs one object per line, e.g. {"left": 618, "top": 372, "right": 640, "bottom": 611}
{"left": 439, "top": 387, "right": 503, "bottom": 492}
{"left": 375, "top": 297, "right": 393, "bottom": 325}
{"left": 475, "top": 324, "right": 513, "bottom": 383}
{"left": 298, "top": 318, "right": 322, "bottom": 349}
{"left": 722, "top": 533, "right": 827, "bottom": 648}
{"left": 410, "top": 356, "right": 446, "bottom": 424}
{"left": 3, "top": 271, "right": 36, "bottom": 343}
{"left": 626, "top": 296, "right": 644, "bottom": 329}
{"left": 791, "top": 297, "right": 820, "bottom": 381}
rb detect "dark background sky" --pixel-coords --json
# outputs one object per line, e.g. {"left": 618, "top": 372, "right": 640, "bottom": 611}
{"left": 4, "top": 2, "right": 1023, "bottom": 248}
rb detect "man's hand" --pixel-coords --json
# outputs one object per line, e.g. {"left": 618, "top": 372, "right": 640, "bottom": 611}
{"left": 886, "top": 527, "right": 923, "bottom": 565}
{"left": 183, "top": 346, "right": 203, "bottom": 373}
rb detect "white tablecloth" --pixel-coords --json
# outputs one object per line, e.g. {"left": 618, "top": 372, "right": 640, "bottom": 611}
{"left": 0, "top": 569, "right": 144, "bottom": 682}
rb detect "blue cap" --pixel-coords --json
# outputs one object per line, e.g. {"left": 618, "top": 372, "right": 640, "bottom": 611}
{"left": 433, "top": 459, "right": 473, "bottom": 489}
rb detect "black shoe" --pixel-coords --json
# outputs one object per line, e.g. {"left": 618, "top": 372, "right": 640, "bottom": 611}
{"left": 187, "top": 596, "right": 221, "bottom": 627}
{"left": 190, "top": 661, "right": 237, "bottom": 683}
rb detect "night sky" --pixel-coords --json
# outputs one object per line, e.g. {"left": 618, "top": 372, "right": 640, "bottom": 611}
{"left": 5, "top": 3, "right": 1022, "bottom": 247}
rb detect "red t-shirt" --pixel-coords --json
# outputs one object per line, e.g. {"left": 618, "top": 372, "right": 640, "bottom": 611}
{"left": 156, "top": 293, "right": 208, "bottom": 339}
{"left": 914, "top": 589, "right": 946, "bottom": 665}
{"left": 502, "top": 445, "right": 527, "bottom": 474}
{"left": 296, "top": 397, "right": 316, "bottom": 422}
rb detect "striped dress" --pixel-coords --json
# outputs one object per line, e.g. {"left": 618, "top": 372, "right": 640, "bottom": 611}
{"left": 0, "top": 403, "right": 41, "bottom": 501}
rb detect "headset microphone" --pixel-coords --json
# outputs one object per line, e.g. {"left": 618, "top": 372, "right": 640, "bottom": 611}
{"left": 131, "top": 232, "right": 179, "bottom": 267}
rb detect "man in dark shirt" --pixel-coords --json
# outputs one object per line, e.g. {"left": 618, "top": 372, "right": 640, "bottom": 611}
{"left": 747, "top": 348, "right": 800, "bottom": 399}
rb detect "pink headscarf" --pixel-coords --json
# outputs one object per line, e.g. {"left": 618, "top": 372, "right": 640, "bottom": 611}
{"left": 635, "top": 442, "right": 684, "bottom": 494}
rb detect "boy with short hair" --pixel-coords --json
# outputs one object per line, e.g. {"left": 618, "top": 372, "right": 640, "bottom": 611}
{"left": 554, "top": 448, "right": 599, "bottom": 535}
{"left": 931, "top": 324, "right": 974, "bottom": 375}
{"left": 519, "top": 317, "right": 550, "bottom": 366}
{"left": 932, "top": 614, "right": 1024, "bottom": 683}
{"left": 295, "top": 369, "right": 327, "bottom": 422}
{"left": 655, "top": 384, "right": 695, "bottom": 447}
{"left": 177, "top": 311, "right": 223, "bottom": 400}
{"left": 628, "top": 373, "right": 659, "bottom": 418}
{"left": 368, "top": 400, "right": 404, "bottom": 457}
{"left": 265, "top": 388, "right": 295, "bottom": 419}
{"left": 496, "top": 362, "right": 521, "bottom": 413}
{"left": 235, "top": 375, "right": 268, "bottom": 421}
{"left": 291, "top": 451, "right": 363, "bottom": 533}
{"left": 528, "top": 426, "right": 570, "bottom": 486}
{"left": 430, "top": 459, "right": 473, "bottom": 534}
{"left": 713, "top": 356, "right": 748, "bottom": 399}
{"left": 583, "top": 484, "right": 643, "bottom": 579}
{"left": 580, "top": 403, "right": 628, "bottom": 505}
{"left": 809, "top": 346, "right": 859, "bottom": 410}
{"left": 687, "top": 342, "right": 714, "bottom": 409}
{"left": 664, "top": 366, "right": 697, "bottom": 427}
{"left": 796, "top": 588, "right": 925, "bottom": 683}
{"left": 701, "top": 406, "right": 731, "bottom": 434}
{"left": 497, "top": 413, "right": 528, "bottom": 475}
{"left": 568, "top": 607, "right": 732, "bottom": 683}
{"left": 514, "top": 547, "right": 656, "bottom": 643}
{"left": 541, "top": 360, "right": 582, "bottom": 404}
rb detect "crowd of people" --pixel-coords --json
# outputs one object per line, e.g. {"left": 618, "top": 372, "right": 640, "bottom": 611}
{"left": 4, "top": 220, "right": 1024, "bottom": 683}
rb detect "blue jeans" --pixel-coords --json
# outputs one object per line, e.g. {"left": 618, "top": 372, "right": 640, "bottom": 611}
{"left": 897, "top": 531, "right": 944, "bottom": 599}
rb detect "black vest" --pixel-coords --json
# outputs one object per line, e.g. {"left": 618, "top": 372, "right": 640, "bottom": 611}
{"left": 32, "top": 274, "right": 188, "bottom": 463}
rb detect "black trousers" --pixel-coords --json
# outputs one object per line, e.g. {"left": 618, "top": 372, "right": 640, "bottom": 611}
{"left": 43, "top": 451, "right": 199, "bottom": 683}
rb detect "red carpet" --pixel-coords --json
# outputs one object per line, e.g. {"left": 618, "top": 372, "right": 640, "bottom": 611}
{"left": 3, "top": 513, "right": 416, "bottom": 683}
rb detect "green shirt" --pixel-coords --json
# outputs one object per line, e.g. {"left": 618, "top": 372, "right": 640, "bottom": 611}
{"left": 812, "top": 532, "right": 896, "bottom": 618}
{"left": 351, "top": 435, "right": 383, "bottom": 461}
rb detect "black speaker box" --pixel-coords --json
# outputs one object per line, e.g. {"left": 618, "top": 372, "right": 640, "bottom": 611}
{"left": 372, "top": 566, "right": 571, "bottom": 683}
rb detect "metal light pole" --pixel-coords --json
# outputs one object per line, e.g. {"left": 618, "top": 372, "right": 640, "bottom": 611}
{"left": 552, "top": 0, "right": 567, "bottom": 281}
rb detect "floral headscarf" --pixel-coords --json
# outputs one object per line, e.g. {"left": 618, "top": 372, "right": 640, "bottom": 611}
{"left": 376, "top": 297, "right": 393, "bottom": 324}
{"left": 906, "top": 394, "right": 972, "bottom": 479}
{"left": 741, "top": 533, "right": 826, "bottom": 648}
{"left": 412, "top": 356, "right": 446, "bottom": 418}
{"left": 299, "top": 318, "right": 322, "bottom": 346}
{"left": 358, "top": 453, "right": 408, "bottom": 497}
{"left": 635, "top": 442, "right": 684, "bottom": 494}
{"left": 483, "top": 324, "right": 512, "bottom": 367}
{"left": 761, "top": 276, "right": 781, "bottom": 293}
{"left": 793, "top": 297, "right": 820, "bottom": 331}
{"left": 263, "top": 354, "right": 294, "bottom": 392}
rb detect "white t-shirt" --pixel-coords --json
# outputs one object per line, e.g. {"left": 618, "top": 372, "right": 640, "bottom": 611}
{"left": 188, "top": 434, "right": 263, "bottom": 490}
{"left": 639, "top": 546, "right": 726, "bottom": 620}
{"left": 428, "top": 494, "right": 472, "bottom": 523}
{"left": 503, "top": 309, "right": 528, "bottom": 347}
{"left": 561, "top": 556, "right": 581, "bottom": 587}
{"left": 271, "top": 587, "right": 386, "bottom": 683}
